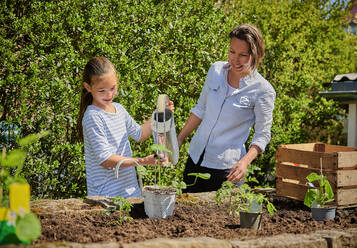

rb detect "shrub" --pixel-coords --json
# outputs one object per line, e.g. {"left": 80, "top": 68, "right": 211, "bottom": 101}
{"left": 0, "top": 0, "right": 355, "bottom": 198}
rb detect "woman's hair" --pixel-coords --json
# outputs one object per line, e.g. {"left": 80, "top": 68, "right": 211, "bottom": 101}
{"left": 229, "top": 24, "right": 265, "bottom": 73}
{"left": 77, "top": 56, "right": 116, "bottom": 141}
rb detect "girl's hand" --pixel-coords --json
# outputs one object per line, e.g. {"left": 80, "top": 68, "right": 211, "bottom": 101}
{"left": 139, "top": 154, "right": 168, "bottom": 167}
{"left": 226, "top": 160, "right": 249, "bottom": 183}
{"left": 166, "top": 100, "right": 174, "bottom": 112}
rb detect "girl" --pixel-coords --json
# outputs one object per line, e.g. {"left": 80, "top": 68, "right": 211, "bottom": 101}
{"left": 77, "top": 57, "right": 172, "bottom": 198}
{"left": 178, "top": 24, "right": 276, "bottom": 192}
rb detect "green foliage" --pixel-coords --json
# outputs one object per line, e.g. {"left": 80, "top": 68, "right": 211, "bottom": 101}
{"left": 304, "top": 172, "right": 334, "bottom": 208}
{"left": 0, "top": 133, "right": 45, "bottom": 244}
{"left": 0, "top": 132, "right": 48, "bottom": 206}
{"left": 15, "top": 212, "right": 42, "bottom": 243}
{"left": 105, "top": 196, "right": 133, "bottom": 225}
{"left": 1, "top": 0, "right": 356, "bottom": 199}
{"left": 216, "top": 181, "right": 277, "bottom": 216}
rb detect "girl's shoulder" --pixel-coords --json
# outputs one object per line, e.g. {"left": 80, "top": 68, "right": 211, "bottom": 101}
{"left": 82, "top": 105, "right": 103, "bottom": 123}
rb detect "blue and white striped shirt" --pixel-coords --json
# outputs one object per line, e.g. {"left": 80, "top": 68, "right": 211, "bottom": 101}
{"left": 82, "top": 103, "right": 142, "bottom": 198}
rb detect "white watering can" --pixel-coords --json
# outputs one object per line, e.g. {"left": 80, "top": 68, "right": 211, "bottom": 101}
{"left": 151, "top": 94, "right": 179, "bottom": 165}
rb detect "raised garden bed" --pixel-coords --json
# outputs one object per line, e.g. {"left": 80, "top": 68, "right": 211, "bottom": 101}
{"left": 25, "top": 192, "right": 357, "bottom": 246}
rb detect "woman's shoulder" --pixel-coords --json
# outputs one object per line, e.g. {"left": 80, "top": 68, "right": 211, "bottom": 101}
{"left": 250, "top": 71, "right": 275, "bottom": 94}
{"left": 209, "top": 61, "right": 229, "bottom": 73}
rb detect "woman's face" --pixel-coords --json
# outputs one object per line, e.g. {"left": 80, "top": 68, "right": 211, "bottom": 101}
{"left": 228, "top": 38, "right": 251, "bottom": 76}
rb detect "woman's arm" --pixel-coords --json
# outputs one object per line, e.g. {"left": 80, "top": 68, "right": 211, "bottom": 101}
{"left": 177, "top": 113, "right": 202, "bottom": 148}
{"left": 226, "top": 144, "right": 261, "bottom": 183}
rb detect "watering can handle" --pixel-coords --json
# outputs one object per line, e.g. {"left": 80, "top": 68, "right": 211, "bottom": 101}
{"left": 114, "top": 159, "right": 144, "bottom": 195}
{"left": 157, "top": 94, "right": 169, "bottom": 113}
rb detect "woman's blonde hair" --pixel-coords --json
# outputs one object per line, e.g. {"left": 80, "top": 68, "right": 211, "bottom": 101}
{"left": 229, "top": 24, "right": 265, "bottom": 73}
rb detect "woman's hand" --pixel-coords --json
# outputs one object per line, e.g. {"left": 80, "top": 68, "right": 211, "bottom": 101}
{"left": 226, "top": 160, "right": 249, "bottom": 183}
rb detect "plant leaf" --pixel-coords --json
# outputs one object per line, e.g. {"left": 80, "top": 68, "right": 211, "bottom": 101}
{"left": 150, "top": 144, "right": 172, "bottom": 154}
{"left": 15, "top": 212, "right": 42, "bottom": 243}
{"left": 1, "top": 149, "right": 27, "bottom": 168}
{"left": 136, "top": 165, "right": 148, "bottom": 176}
{"left": 304, "top": 189, "right": 318, "bottom": 207}
{"left": 306, "top": 172, "right": 320, "bottom": 183}
{"left": 187, "top": 172, "right": 211, "bottom": 180}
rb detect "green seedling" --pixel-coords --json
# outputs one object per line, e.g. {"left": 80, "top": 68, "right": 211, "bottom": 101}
{"left": 304, "top": 172, "right": 334, "bottom": 208}
{"left": 0, "top": 132, "right": 48, "bottom": 244}
{"left": 216, "top": 181, "right": 277, "bottom": 216}
{"left": 105, "top": 195, "right": 133, "bottom": 225}
{"left": 150, "top": 143, "right": 172, "bottom": 188}
{"left": 172, "top": 173, "right": 211, "bottom": 195}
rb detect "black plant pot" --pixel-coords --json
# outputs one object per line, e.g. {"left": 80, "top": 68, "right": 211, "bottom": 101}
{"left": 239, "top": 211, "right": 262, "bottom": 229}
{"left": 311, "top": 207, "right": 336, "bottom": 221}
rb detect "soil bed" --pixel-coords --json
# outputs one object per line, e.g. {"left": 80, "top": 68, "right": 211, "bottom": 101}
{"left": 35, "top": 195, "right": 357, "bottom": 244}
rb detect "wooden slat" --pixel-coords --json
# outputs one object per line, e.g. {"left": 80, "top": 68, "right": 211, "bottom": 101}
{"left": 336, "top": 188, "right": 357, "bottom": 206}
{"left": 337, "top": 170, "right": 357, "bottom": 187}
{"left": 276, "top": 163, "right": 338, "bottom": 190}
{"left": 279, "top": 143, "right": 315, "bottom": 151}
{"left": 324, "top": 144, "right": 357, "bottom": 152}
{"left": 276, "top": 179, "right": 306, "bottom": 202}
{"left": 336, "top": 152, "right": 357, "bottom": 168}
{"left": 276, "top": 148, "right": 337, "bottom": 170}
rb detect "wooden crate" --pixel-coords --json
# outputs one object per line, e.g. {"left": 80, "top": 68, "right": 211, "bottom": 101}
{"left": 275, "top": 143, "right": 357, "bottom": 207}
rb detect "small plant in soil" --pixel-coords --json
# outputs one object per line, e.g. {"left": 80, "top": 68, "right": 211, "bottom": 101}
{"left": 304, "top": 172, "right": 334, "bottom": 208}
{"left": 105, "top": 196, "right": 133, "bottom": 225}
{"left": 216, "top": 181, "right": 277, "bottom": 216}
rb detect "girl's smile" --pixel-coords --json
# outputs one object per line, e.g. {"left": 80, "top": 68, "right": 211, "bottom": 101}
{"left": 83, "top": 71, "right": 118, "bottom": 113}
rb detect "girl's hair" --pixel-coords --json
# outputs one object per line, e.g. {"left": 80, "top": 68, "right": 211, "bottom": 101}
{"left": 229, "top": 24, "right": 265, "bottom": 74}
{"left": 77, "top": 56, "right": 116, "bottom": 141}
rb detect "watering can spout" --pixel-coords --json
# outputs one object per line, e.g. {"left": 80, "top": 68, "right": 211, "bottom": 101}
{"left": 151, "top": 94, "right": 179, "bottom": 165}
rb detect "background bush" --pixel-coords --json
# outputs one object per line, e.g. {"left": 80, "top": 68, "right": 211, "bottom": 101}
{"left": 0, "top": 0, "right": 356, "bottom": 198}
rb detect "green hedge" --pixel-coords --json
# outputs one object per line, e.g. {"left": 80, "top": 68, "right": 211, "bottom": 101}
{"left": 0, "top": 0, "right": 356, "bottom": 199}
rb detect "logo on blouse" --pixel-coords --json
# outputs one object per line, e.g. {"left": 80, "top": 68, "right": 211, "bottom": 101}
{"left": 239, "top": 96, "right": 250, "bottom": 106}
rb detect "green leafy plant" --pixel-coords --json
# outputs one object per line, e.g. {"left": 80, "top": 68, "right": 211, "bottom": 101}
{"left": 105, "top": 196, "right": 133, "bottom": 225}
{"left": 150, "top": 143, "right": 173, "bottom": 188}
{"left": 0, "top": 132, "right": 48, "bottom": 244}
{"left": 304, "top": 172, "right": 334, "bottom": 208}
{"left": 216, "top": 181, "right": 277, "bottom": 216}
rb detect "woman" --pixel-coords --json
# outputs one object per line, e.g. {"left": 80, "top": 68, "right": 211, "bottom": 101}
{"left": 178, "top": 24, "right": 276, "bottom": 192}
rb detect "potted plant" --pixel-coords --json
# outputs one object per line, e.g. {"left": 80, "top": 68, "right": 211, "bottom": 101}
{"left": 0, "top": 132, "right": 47, "bottom": 244}
{"left": 139, "top": 144, "right": 211, "bottom": 218}
{"left": 140, "top": 144, "right": 177, "bottom": 219}
{"left": 216, "top": 181, "right": 277, "bottom": 229}
{"left": 304, "top": 172, "right": 336, "bottom": 221}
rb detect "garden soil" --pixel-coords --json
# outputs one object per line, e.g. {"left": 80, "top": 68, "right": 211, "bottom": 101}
{"left": 34, "top": 193, "right": 357, "bottom": 245}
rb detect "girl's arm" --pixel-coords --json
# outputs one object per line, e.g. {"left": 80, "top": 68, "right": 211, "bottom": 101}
{"left": 177, "top": 113, "right": 202, "bottom": 148}
{"left": 100, "top": 154, "right": 160, "bottom": 168}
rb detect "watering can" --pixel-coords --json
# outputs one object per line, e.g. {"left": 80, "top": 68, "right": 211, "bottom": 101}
{"left": 151, "top": 94, "right": 179, "bottom": 165}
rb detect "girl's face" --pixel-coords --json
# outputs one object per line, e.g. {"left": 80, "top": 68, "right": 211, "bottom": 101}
{"left": 83, "top": 71, "right": 118, "bottom": 110}
{"left": 228, "top": 38, "right": 251, "bottom": 76}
